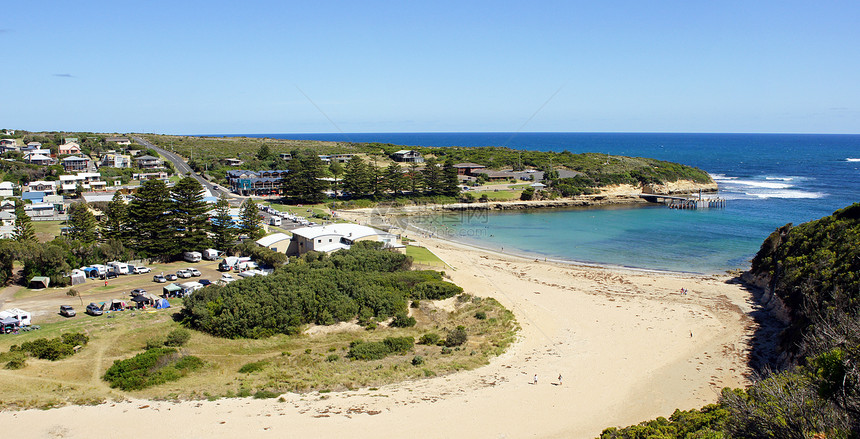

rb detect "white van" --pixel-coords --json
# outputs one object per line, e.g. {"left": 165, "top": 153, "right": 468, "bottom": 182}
{"left": 183, "top": 251, "right": 202, "bottom": 262}
{"left": 269, "top": 216, "right": 282, "bottom": 226}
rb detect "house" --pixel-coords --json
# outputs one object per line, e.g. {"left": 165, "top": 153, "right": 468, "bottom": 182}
{"left": 0, "top": 210, "right": 14, "bottom": 227}
{"left": 133, "top": 171, "right": 168, "bottom": 181}
{"left": 286, "top": 224, "right": 403, "bottom": 256}
{"left": 255, "top": 232, "right": 292, "bottom": 253}
{"left": 24, "top": 203, "right": 55, "bottom": 218}
{"left": 0, "top": 139, "right": 15, "bottom": 147}
{"left": 134, "top": 155, "right": 163, "bottom": 169}
{"left": 330, "top": 154, "right": 355, "bottom": 164}
{"left": 0, "top": 181, "right": 15, "bottom": 197}
{"left": 82, "top": 192, "right": 119, "bottom": 204}
{"left": 58, "top": 142, "right": 82, "bottom": 155}
{"left": 225, "top": 170, "right": 288, "bottom": 196}
{"left": 25, "top": 142, "right": 42, "bottom": 150}
{"left": 105, "top": 137, "right": 131, "bottom": 146}
{"left": 26, "top": 181, "right": 57, "bottom": 194}
{"left": 62, "top": 156, "right": 90, "bottom": 172}
{"left": 99, "top": 153, "right": 131, "bottom": 168}
{"left": 0, "top": 139, "right": 18, "bottom": 153}
{"left": 391, "top": 150, "right": 424, "bottom": 163}
{"left": 24, "top": 153, "right": 54, "bottom": 166}
{"left": 453, "top": 163, "right": 487, "bottom": 176}
{"left": 64, "top": 137, "right": 79, "bottom": 144}
{"left": 222, "top": 158, "right": 243, "bottom": 167}
{"left": 1, "top": 199, "right": 16, "bottom": 212}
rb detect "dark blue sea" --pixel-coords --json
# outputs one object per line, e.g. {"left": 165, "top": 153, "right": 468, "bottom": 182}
{"left": 225, "top": 132, "right": 860, "bottom": 273}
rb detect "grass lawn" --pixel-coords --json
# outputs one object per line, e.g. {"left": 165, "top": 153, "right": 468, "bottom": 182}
{"left": 31, "top": 220, "right": 64, "bottom": 243}
{"left": 263, "top": 202, "right": 330, "bottom": 219}
{"left": 406, "top": 245, "right": 446, "bottom": 268}
{"left": 470, "top": 190, "right": 522, "bottom": 201}
{"left": 0, "top": 292, "right": 517, "bottom": 409}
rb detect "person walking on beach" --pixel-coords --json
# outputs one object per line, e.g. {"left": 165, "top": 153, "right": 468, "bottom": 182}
{"left": 534, "top": 374, "right": 538, "bottom": 385}
{"left": 558, "top": 374, "right": 563, "bottom": 385}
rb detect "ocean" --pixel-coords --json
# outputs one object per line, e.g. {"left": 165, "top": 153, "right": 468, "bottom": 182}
{"left": 230, "top": 132, "right": 860, "bottom": 274}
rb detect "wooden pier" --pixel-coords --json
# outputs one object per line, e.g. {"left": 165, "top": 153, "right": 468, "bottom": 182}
{"left": 639, "top": 192, "right": 726, "bottom": 210}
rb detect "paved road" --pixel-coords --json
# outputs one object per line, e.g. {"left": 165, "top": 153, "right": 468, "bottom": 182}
{"left": 132, "top": 135, "right": 236, "bottom": 202}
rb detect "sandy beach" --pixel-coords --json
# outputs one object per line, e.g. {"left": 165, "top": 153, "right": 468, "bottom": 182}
{"left": 0, "top": 218, "right": 757, "bottom": 439}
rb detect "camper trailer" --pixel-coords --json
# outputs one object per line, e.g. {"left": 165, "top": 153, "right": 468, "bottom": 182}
{"left": 183, "top": 251, "right": 202, "bottom": 262}
{"left": 90, "top": 264, "right": 108, "bottom": 277}
{"left": 107, "top": 261, "right": 130, "bottom": 275}
{"left": 269, "top": 216, "right": 282, "bottom": 226}
{"left": 203, "top": 249, "right": 220, "bottom": 260}
{"left": 0, "top": 308, "right": 32, "bottom": 326}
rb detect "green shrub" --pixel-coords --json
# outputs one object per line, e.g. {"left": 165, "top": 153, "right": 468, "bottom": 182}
{"left": 419, "top": 333, "right": 440, "bottom": 345}
{"left": 390, "top": 312, "right": 416, "bottom": 328}
{"left": 348, "top": 337, "right": 414, "bottom": 361}
{"left": 103, "top": 348, "right": 203, "bottom": 391}
{"left": 445, "top": 326, "right": 468, "bottom": 347}
{"left": 145, "top": 338, "right": 163, "bottom": 350}
{"left": 4, "top": 353, "right": 26, "bottom": 370}
{"left": 238, "top": 360, "right": 269, "bottom": 373}
{"left": 411, "top": 355, "right": 424, "bottom": 366}
{"left": 253, "top": 390, "right": 281, "bottom": 399}
{"left": 17, "top": 332, "right": 88, "bottom": 361}
{"left": 164, "top": 328, "right": 191, "bottom": 347}
{"left": 383, "top": 336, "right": 414, "bottom": 354}
{"left": 474, "top": 311, "right": 487, "bottom": 320}
{"left": 326, "top": 354, "right": 339, "bottom": 362}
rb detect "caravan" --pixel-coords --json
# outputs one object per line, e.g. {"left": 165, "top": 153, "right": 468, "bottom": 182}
{"left": 218, "top": 256, "right": 251, "bottom": 271}
{"left": 183, "top": 251, "right": 202, "bottom": 262}
{"left": 203, "top": 249, "right": 220, "bottom": 260}
{"left": 0, "top": 308, "right": 32, "bottom": 326}
{"left": 107, "top": 261, "right": 130, "bottom": 275}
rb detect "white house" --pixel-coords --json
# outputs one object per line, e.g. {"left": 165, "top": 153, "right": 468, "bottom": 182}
{"left": 100, "top": 153, "right": 131, "bottom": 168}
{"left": 255, "top": 232, "right": 292, "bottom": 253}
{"left": 286, "top": 224, "right": 403, "bottom": 256}
{"left": 0, "top": 181, "right": 15, "bottom": 197}
{"left": 0, "top": 210, "right": 14, "bottom": 227}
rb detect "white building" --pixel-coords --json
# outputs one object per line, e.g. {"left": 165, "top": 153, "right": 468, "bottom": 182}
{"left": 285, "top": 224, "right": 403, "bottom": 256}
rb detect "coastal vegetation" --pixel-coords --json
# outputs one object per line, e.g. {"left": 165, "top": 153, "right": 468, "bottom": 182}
{"left": 601, "top": 202, "right": 860, "bottom": 438}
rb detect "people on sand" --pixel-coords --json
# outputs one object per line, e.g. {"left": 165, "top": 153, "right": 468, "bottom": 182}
{"left": 558, "top": 374, "right": 563, "bottom": 385}
{"left": 534, "top": 374, "right": 538, "bottom": 385}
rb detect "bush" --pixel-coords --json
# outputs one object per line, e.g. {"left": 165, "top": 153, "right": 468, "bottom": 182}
{"left": 326, "top": 354, "right": 340, "bottom": 362}
{"left": 103, "top": 348, "right": 203, "bottom": 391}
{"left": 419, "top": 333, "right": 440, "bottom": 345}
{"left": 445, "top": 326, "right": 468, "bottom": 347}
{"left": 411, "top": 355, "right": 424, "bottom": 366}
{"left": 253, "top": 390, "right": 281, "bottom": 399}
{"left": 474, "top": 311, "right": 487, "bottom": 320}
{"left": 238, "top": 360, "right": 269, "bottom": 373}
{"left": 390, "top": 312, "right": 416, "bottom": 328}
{"left": 145, "top": 338, "right": 163, "bottom": 350}
{"left": 4, "top": 353, "right": 26, "bottom": 370}
{"left": 17, "top": 332, "right": 88, "bottom": 361}
{"left": 348, "top": 337, "right": 414, "bottom": 361}
{"left": 164, "top": 328, "right": 191, "bottom": 347}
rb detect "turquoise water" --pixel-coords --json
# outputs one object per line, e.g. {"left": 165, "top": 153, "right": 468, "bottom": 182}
{"left": 223, "top": 132, "right": 860, "bottom": 273}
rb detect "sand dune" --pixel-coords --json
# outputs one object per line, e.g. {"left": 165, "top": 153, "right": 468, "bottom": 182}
{"left": 0, "top": 228, "right": 756, "bottom": 439}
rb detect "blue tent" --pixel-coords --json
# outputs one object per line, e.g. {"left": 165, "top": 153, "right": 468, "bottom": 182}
{"left": 154, "top": 298, "right": 171, "bottom": 309}
{"left": 82, "top": 267, "right": 100, "bottom": 278}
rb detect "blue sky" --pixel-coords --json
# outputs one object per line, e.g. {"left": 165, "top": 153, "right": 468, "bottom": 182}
{"left": 2, "top": 1, "right": 859, "bottom": 134}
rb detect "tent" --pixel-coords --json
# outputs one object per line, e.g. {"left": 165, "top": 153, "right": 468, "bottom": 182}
{"left": 69, "top": 269, "right": 86, "bottom": 285}
{"left": 1, "top": 317, "right": 19, "bottom": 334}
{"left": 0, "top": 309, "right": 31, "bottom": 326}
{"left": 104, "top": 299, "right": 127, "bottom": 311}
{"left": 82, "top": 267, "right": 100, "bottom": 278}
{"left": 154, "top": 298, "right": 171, "bottom": 309}
{"left": 162, "top": 283, "right": 182, "bottom": 298}
{"left": 28, "top": 276, "right": 50, "bottom": 289}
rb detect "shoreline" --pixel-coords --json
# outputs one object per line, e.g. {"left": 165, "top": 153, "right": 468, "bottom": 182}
{"left": 0, "top": 201, "right": 757, "bottom": 439}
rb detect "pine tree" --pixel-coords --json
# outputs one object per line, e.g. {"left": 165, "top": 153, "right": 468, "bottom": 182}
{"left": 129, "top": 179, "right": 174, "bottom": 259}
{"left": 12, "top": 199, "right": 35, "bottom": 242}
{"left": 422, "top": 157, "right": 442, "bottom": 193}
{"left": 385, "top": 163, "right": 406, "bottom": 195}
{"left": 442, "top": 158, "right": 461, "bottom": 196}
{"left": 328, "top": 161, "right": 344, "bottom": 197}
{"left": 101, "top": 191, "right": 130, "bottom": 244}
{"left": 407, "top": 161, "right": 423, "bottom": 193}
{"left": 171, "top": 176, "right": 212, "bottom": 252}
{"left": 282, "top": 150, "right": 326, "bottom": 203}
{"left": 343, "top": 156, "right": 371, "bottom": 196}
{"left": 239, "top": 198, "right": 264, "bottom": 241}
{"left": 67, "top": 202, "right": 97, "bottom": 244}
{"left": 211, "top": 195, "right": 236, "bottom": 251}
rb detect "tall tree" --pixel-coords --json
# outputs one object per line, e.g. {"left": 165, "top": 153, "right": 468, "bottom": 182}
{"left": 256, "top": 143, "right": 272, "bottom": 161}
{"left": 239, "top": 198, "right": 264, "bottom": 241}
{"left": 67, "top": 202, "right": 97, "bottom": 244}
{"left": 13, "top": 199, "right": 35, "bottom": 243}
{"left": 422, "top": 158, "right": 442, "bottom": 193}
{"left": 328, "top": 161, "right": 344, "bottom": 198}
{"left": 442, "top": 158, "right": 461, "bottom": 196}
{"left": 385, "top": 163, "right": 406, "bottom": 195}
{"left": 171, "top": 177, "right": 211, "bottom": 252}
{"left": 407, "top": 161, "right": 423, "bottom": 193}
{"left": 211, "top": 195, "right": 236, "bottom": 250}
{"left": 129, "top": 179, "right": 174, "bottom": 259}
{"left": 282, "top": 150, "right": 326, "bottom": 203}
{"left": 343, "top": 156, "right": 371, "bottom": 196}
{"left": 101, "top": 191, "right": 130, "bottom": 244}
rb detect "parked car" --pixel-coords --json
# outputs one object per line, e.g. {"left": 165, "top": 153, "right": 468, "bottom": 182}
{"left": 130, "top": 288, "right": 147, "bottom": 297}
{"left": 176, "top": 269, "right": 192, "bottom": 279}
{"left": 133, "top": 266, "right": 151, "bottom": 274}
{"left": 101, "top": 271, "right": 118, "bottom": 280}
{"left": 165, "top": 273, "right": 178, "bottom": 281}
{"left": 220, "top": 273, "right": 235, "bottom": 283}
{"left": 85, "top": 303, "right": 103, "bottom": 316}
{"left": 153, "top": 274, "right": 166, "bottom": 283}
{"left": 198, "top": 279, "right": 212, "bottom": 286}
{"left": 59, "top": 305, "right": 76, "bottom": 317}
{"left": 187, "top": 268, "right": 201, "bottom": 277}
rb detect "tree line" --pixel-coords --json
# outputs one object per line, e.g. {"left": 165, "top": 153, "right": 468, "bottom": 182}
{"left": 0, "top": 177, "right": 265, "bottom": 287}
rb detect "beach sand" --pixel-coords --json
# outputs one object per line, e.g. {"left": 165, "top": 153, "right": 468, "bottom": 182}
{"left": 0, "top": 220, "right": 757, "bottom": 439}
